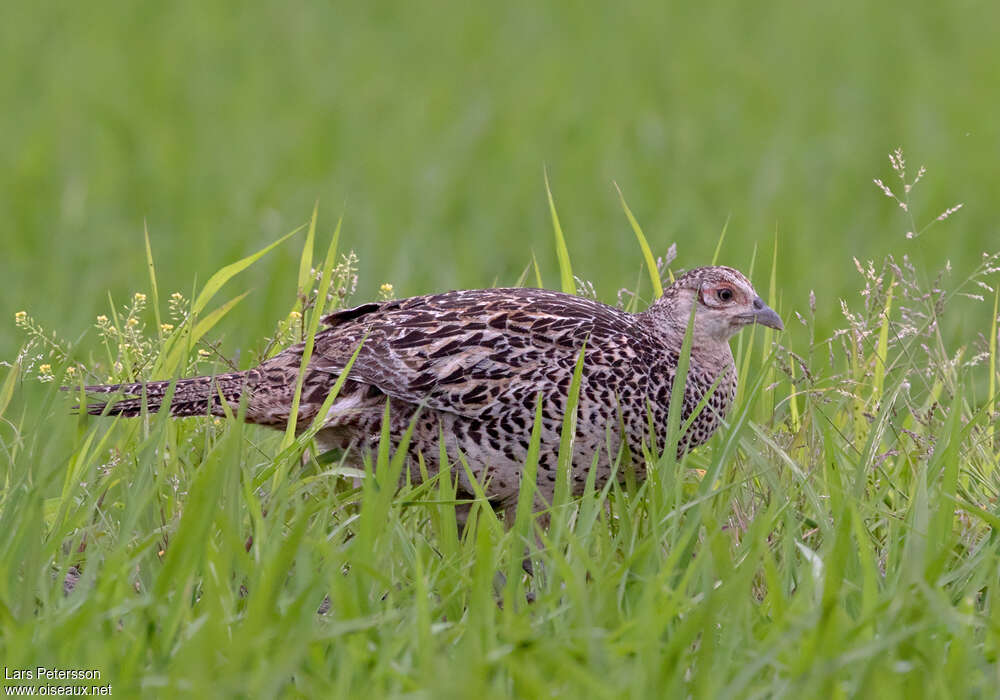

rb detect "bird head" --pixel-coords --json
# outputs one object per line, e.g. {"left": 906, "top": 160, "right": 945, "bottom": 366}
{"left": 649, "top": 266, "right": 783, "bottom": 344}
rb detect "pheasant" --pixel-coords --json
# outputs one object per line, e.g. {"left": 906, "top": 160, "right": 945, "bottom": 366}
{"left": 76, "top": 266, "right": 781, "bottom": 517}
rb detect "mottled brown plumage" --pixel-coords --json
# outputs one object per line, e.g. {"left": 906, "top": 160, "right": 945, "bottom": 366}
{"left": 78, "top": 266, "right": 782, "bottom": 515}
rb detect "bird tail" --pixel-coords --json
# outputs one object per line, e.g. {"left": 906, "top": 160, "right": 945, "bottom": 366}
{"left": 67, "top": 371, "right": 253, "bottom": 418}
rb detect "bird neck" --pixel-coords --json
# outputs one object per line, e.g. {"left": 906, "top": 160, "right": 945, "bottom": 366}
{"left": 641, "top": 309, "right": 736, "bottom": 376}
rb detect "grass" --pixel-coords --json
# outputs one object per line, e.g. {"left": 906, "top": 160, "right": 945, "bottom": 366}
{"left": 4, "top": 163, "right": 1000, "bottom": 697}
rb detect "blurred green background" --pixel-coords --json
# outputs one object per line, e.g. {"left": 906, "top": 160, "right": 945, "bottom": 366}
{"left": 2, "top": 0, "right": 997, "bottom": 362}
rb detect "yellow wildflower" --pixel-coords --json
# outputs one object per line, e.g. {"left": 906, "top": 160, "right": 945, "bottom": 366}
{"left": 160, "top": 323, "right": 174, "bottom": 332}
{"left": 66, "top": 366, "right": 76, "bottom": 376}
{"left": 15, "top": 311, "right": 27, "bottom": 325}
{"left": 133, "top": 292, "right": 147, "bottom": 303}
{"left": 96, "top": 315, "right": 108, "bottom": 324}
{"left": 378, "top": 283, "right": 395, "bottom": 300}
{"left": 289, "top": 310, "right": 302, "bottom": 320}
{"left": 198, "top": 349, "right": 211, "bottom": 357}
{"left": 126, "top": 318, "right": 139, "bottom": 327}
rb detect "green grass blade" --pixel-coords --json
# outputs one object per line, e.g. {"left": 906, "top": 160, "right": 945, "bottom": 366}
{"left": 554, "top": 340, "right": 587, "bottom": 512}
{"left": 544, "top": 168, "right": 575, "bottom": 294}
{"left": 435, "top": 434, "right": 460, "bottom": 560}
{"left": 150, "top": 227, "right": 301, "bottom": 376}
{"left": 506, "top": 393, "right": 545, "bottom": 608}
{"left": 514, "top": 394, "right": 545, "bottom": 524}
{"left": 144, "top": 221, "right": 163, "bottom": 339}
{"left": 191, "top": 225, "right": 302, "bottom": 316}
{"left": 757, "top": 235, "right": 780, "bottom": 420}
{"left": 872, "top": 273, "right": 895, "bottom": 402}
{"left": 295, "top": 202, "right": 318, "bottom": 312}
{"left": 287, "top": 334, "right": 365, "bottom": 453}
{"left": 156, "top": 292, "right": 249, "bottom": 376}
{"left": 0, "top": 357, "right": 18, "bottom": 422}
{"left": 663, "top": 301, "right": 697, "bottom": 463}
{"left": 711, "top": 214, "right": 730, "bottom": 265}
{"left": 281, "top": 214, "right": 341, "bottom": 450}
{"left": 614, "top": 182, "right": 662, "bottom": 299}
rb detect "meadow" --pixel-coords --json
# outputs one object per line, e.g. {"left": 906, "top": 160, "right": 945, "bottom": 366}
{"left": 3, "top": 0, "right": 1000, "bottom": 697}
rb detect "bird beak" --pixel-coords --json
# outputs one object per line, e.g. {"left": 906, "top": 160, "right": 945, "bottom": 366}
{"left": 748, "top": 297, "right": 784, "bottom": 330}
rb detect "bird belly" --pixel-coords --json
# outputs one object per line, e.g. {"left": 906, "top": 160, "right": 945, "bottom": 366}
{"left": 307, "top": 379, "right": 730, "bottom": 510}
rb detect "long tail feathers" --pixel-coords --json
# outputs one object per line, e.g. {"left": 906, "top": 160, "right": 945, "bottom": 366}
{"left": 65, "top": 372, "right": 252, "bottom": 418}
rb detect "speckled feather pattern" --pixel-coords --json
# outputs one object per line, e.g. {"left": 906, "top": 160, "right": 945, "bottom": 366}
{"left": 80, "top": 266, "right": 777, "bottom": 513}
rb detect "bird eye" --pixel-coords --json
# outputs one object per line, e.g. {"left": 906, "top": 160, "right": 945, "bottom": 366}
{"left": 717, "top": 288, "right": 734, "bottom": 302}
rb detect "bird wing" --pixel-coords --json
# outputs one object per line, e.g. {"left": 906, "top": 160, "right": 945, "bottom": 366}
{"left": 306, "top": 288, "right": 642, "bottom": 418}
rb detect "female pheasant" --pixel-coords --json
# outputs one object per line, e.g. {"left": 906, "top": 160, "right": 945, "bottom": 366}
{"left": 78, "top": 266, "right": 781, "bottom": 515}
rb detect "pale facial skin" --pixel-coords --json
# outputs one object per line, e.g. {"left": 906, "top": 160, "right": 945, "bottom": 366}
{"left": 662, "top": 277, "right": 783, "bottom": 345}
